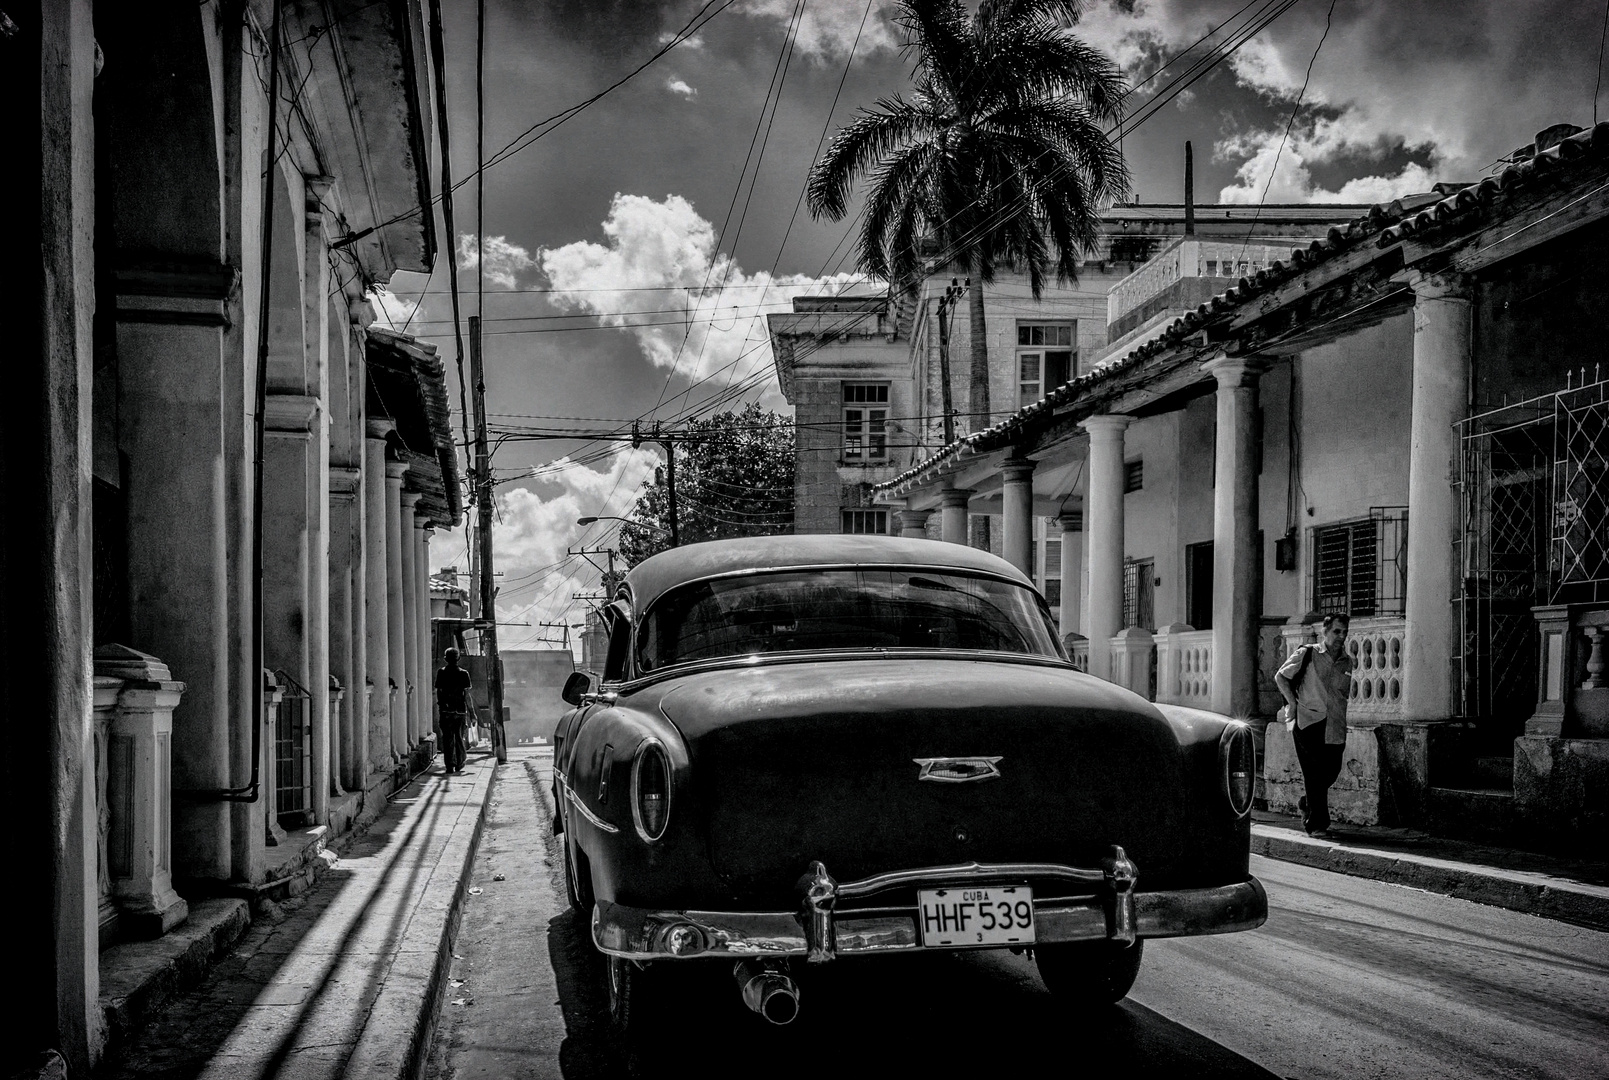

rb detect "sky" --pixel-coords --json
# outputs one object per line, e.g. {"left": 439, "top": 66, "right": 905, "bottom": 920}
{"left": 379, "top": 0, "right": 1609, "bottom": 652}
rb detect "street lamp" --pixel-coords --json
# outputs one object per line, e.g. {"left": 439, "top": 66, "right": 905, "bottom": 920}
{"left": 577, "top": 515, "right": 672, "bottom": 539}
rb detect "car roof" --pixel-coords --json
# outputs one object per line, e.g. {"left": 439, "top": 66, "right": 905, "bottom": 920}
{"left": 623, "top": 535, "right": 1033, "bottom": 611}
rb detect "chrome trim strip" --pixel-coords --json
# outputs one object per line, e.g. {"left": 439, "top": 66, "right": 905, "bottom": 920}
{"left": 914, "top": 756, "right": 1004, "bottom": 783}
{"left": 591, "top": 878, "right": 1267, "bottom": 961}
{"left": 836, "top": 860, "right": 1107, "bottom": 899}
{"left": 557, "top": 774, "right": 619, "bottom": 834}
{"left": 1220, "top": 722, "right": 1256, "bottom": 819}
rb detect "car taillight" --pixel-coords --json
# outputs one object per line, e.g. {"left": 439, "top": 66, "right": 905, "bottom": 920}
{"left": 1220, "top": 724, "right": 1255, "bottom": 818}
{"left": 632, "top": 738, "right": 671, "bottom": 842}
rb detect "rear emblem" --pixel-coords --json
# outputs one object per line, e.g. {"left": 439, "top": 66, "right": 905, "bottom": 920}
{"left": 914, "top": 757, "right": 1003, "bottom": 783}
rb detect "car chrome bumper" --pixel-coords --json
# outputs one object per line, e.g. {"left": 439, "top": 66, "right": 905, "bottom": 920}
{"left": 591, "top": 848, "right": 1268, "bottom": 962}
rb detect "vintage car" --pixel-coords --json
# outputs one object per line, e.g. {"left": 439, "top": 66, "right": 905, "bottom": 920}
{"left": 553, "top": 535, "right": 1265, "bottom": 1032}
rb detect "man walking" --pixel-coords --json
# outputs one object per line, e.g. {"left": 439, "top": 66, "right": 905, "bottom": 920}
{"left": 436, "top": 647, "right": 474, "bottom": 774}
{"left": 1275, "top": 614, "right": 1355, "bottom": 838}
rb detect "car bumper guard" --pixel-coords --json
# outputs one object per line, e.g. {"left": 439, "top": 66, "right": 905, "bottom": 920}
{"left": 591, "top": 845, "right": 1267, "bottom": 962}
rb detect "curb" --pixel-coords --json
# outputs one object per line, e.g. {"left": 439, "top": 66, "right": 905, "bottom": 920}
{"left": 99, "top": 897, "right": 252, "bottom": 1050}
{"left": 1251, "top": 826, "right": 1609, "bottom": 932}
{"left": 343, "top": 754, "right": 500, "bottom": 1080}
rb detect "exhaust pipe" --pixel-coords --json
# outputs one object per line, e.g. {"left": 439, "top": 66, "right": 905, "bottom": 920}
{"left": 733, "top": 960, "right": 800, "bottom": 1025}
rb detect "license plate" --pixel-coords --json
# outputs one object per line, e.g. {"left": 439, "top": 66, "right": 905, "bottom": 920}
{"left": 917, "top": 886, "right": 1035, "bottom": 947}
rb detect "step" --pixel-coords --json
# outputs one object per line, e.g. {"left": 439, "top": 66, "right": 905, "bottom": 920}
{"left": 1425, "top": 785, "right": 1519, "bottom": 846}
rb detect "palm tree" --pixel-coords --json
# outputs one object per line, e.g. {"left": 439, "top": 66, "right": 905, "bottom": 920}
{"left": 806, "top": 0, "right": 1128, "bottom": 433}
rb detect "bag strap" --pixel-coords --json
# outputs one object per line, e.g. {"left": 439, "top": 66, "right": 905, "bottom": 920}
{"left": 1292, "top": 643, "right": 1314, "bottom": 685}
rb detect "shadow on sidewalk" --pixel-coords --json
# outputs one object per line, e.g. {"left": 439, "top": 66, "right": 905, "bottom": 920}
{"left": 99, "top": 764, "right": 475, "bottom": 1079}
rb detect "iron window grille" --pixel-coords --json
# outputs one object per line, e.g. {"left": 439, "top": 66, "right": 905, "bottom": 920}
{"left": 273, "top": 668, "right": 314, "bottom": 827}
{"left": 1310, "top": 508, "right": 1407, "bottom": 618}
{"left": 841, "top": 509, "right": 888, "bottom": 535}
{"left": 842, "top": 383, "right": 889, "bottom": 462}
{"left": 1123, "top": 558, "right": 1156, "bottom": 630}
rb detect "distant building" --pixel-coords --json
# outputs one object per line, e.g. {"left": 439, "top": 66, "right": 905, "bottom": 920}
{"left": 501, "top": 650, "right": 578, "bottom": 743}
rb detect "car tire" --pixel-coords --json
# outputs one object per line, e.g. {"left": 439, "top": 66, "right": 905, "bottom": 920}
{"left": 604, "top": 954, "right": 655, "bottom": 1039}
{"left": 1035, "top": 940, "right": 1144, "bottom": 1004}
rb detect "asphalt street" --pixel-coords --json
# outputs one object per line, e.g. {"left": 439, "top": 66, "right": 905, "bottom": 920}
{"left": 427, "top": 750, "right": 1609, "bottom": 1080}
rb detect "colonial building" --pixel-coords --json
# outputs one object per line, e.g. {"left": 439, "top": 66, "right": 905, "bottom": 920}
{"left": 768, "top": 198, "right": 1366, "bottom": 631}
{"left": 9, "top": 1, "right": 456, "bottom": 1071}
{"left": 868, "top": 122, "right": 1609, "bottom": 847}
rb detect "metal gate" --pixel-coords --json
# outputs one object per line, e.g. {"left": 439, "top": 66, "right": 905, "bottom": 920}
{"left": 1457, "top": 373, "right": 1609, "bottom": 729}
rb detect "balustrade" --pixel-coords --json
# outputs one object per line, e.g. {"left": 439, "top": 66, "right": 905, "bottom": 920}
{"left": 1529, "top": 603, "right": 1609, "bottom": 738}
{"left": 1110, "top": 626, "right": 1156, "bottom": 700}
{"left": 1067, "top": 637, "right": 1089, "bottom": 673}
{"left": 1155, "top": 624, "right": 1212, "bottom": 708}
{"left": 1344, "top": 617, "right": 1407, "bottom": 720}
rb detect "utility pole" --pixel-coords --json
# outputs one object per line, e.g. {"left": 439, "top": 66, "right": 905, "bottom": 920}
{"left": 469, "top": 315, "right": 506, "bottom": 763}
{"left": 937, "top": 278, "right": 968, "bottom": 445}
{"left": 631, "top": 422, "right": 679, "bottom": 546}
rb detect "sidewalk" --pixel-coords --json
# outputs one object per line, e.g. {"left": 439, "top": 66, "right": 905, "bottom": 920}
{"left": 1251, "top": 811, "right": 1609, "bottom": 932}
{"left": 98, "top": 752, "right": 499, "bottom": 1080}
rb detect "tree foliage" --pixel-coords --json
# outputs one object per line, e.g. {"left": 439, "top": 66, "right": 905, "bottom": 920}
{"left": 618, "top": 404, "right": 795, "bottom": 568}
{"left": 805, "top": 0, "right": 1128, "bottom": 428}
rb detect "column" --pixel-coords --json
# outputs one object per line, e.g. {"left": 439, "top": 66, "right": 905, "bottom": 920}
{"left": 263, "top": 395, "right": 315, "bottom": 824}
{"left": 1000, "top": 457, "right": 1037, "bottom": 576}
{"left": 899, "top": 506, "right": 932, "bottom": 538}
{"left": 399, "top": 491, "right": 422, "bottom": 749}
{"left": 386, "top": 461, "right": 410, "bottom": 759}
{"left": 303, "top": 176, "right": 333, "bottom": 828}
{"left": 364, "top": 420, "right": 394, "bottom": 773}
{"left": 417, "top": 525, "right": 436, "bottom": 745}
{"left": 329, "top": 466, "right": 362, "bottom": 791}
{"left": 939, "top": 488, "right": 972, "bottom": 544}
{"left": 1203, "top": 355, "right": 1268, "bottom": 717}
{"left": 1080, "top": 416, "right": 1130, "bottom": 680}
{"left": 1402, "top": 271, "right": 1471, "bottom": 722}
{"left": 1057, "top": 508, "right": 1083, "bottom": 638}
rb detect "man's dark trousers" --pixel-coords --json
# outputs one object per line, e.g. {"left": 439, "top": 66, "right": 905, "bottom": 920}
{"left": 441, "top": 710, "right": 468, "bottom": 772}
{"left": 1293, "top": 719, "right": 1344, "bottom": 833}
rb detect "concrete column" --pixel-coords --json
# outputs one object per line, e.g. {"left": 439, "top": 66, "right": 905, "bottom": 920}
{"left": 364, "top": 421, "right": 395, "bottom": 772}
{"left": 1080, "top": 416, "right": 1131, "bottom": 680}
{"left": 386, "top": 461, "right": 409, "bottom": 759}
{"left": 329, "top": 467, "right": 361, "bottom": 792}
{"left": 1001, "top": 457, "right": 1037, "bottom": 576}
{"left": 939, "top": 489, "right": 972, "bottom": 544}
{"left": 1203, "top": 355, "right": 1268, "bottom": 717}
{"left": 262, "top": 395, "right": 315, "bottom": 823}
{"left": 1057, "top": 508, "right": 1083, "bottom": 638}
{"left": 302, "top": 177, "right": 333, "bottom": 827}
{"left": 1402, "top": 271, "right": 1472, "bottom": 723}
{"left": 399, "top": 491, "right": 422, "bottom": 748}
{"left": 899, "top": 506, "right": 932, "bottom": 538}
{"left": 417, "top": 526, "right": 436, "bottom": 744}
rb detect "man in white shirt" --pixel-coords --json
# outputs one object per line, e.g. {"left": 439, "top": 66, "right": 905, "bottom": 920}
{"left": 1275, "top": 614, "right": 1355, "bottom": 838}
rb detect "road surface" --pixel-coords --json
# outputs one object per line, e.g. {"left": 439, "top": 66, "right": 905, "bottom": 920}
{"left": 427, "top": 751, "right": 1608, "bottom": 1079}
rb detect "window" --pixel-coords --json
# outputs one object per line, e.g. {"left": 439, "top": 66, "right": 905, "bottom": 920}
{"left": 1124, "top": 459, "right": 1144, "bottom": 493}
{"left": 1312, "top": 510, "right": 1407, "bottom": 617}
{"left": 1186, "top": 541, "right": 1213, "bottom": 630}
{"left": 841, "top": 509, "right": 888, "bottom": 535}
{"left": 1123, "top": 559, "right": 1155, "bottom": 630}
{"left": 843, "top": 383, "right": 889, "bottom": 461}
{"left": 1045, "top": 579, "right": 1062, "bottom": 606}
{"left": 1016, "top": 323, "right": 1075, "bottom": 406}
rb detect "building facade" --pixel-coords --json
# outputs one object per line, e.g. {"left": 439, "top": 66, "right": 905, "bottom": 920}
{"left": 871, "top": 123, "right": 1609, "bottom": 847}
{"left": 9, "top": 2, "right": 457, "bottom": 1071}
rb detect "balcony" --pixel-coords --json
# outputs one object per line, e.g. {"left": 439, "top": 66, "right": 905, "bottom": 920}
{"left": 1104, "top": 239, "right": 1293, "bottom": 354}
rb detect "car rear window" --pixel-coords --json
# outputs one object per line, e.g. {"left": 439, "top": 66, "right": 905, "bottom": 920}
{"left": 635, "top": 568, "right": 1064, "bottom": 672}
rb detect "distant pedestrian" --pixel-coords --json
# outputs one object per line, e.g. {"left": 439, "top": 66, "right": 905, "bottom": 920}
{"left": 437, "top": 647, "right": 473, "bottom": 774}
{"left": 1275, "top": 614, "right": 1355, "bottom": 838}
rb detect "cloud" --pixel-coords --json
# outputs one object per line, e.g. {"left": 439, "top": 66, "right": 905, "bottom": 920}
{"left": 738, "top": 0, "right": 901, "bottom": 62}
{"left": 457, "top": 233, "right": 537, "bottom": 289}
{"left": 432, "top": 444, "right": 661, "bottom": 654}
{"left": 666, "top": 76, "right": 698, "bottom": 99}
{"left": 538, "top": 193, "right": 863, "bottom": 408}
{"left": 1077, "top": 0, "right": 1604, "bottom": 202}
{"left": 658, "top": 30, "right": 704, "bottom": 48}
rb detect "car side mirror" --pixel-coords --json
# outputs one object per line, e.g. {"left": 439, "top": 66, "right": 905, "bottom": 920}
{"left": 561, "top": 670, "right": 594, "bottom": 707}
